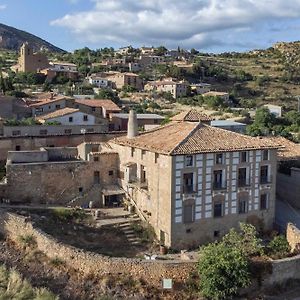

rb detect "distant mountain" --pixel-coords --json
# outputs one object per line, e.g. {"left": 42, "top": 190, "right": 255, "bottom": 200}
{"left": 0, "top": 23, "right": 66, "bottom": 53}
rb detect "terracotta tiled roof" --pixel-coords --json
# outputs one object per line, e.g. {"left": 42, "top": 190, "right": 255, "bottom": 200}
{"left": 172, "top": 109, "right": 212, "bottom": 122}
{"left": 113, "top": 121, "right": 279, "bottom": 155}
{"left": 263, "top": 136, "right": 300, "bottom": 161}
{"left": 37, "top": 108, "right": 79, "bottom": 120}
{"left": 29, "top": 96, "right": 71, "bottom": 107}
{"left": 75, "top": 99, "right": 121, "bottom": 111}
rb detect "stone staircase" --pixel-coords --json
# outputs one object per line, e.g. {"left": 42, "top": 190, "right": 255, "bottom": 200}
{"left": 118, "top": 217, "right": 141, "bottom": 246}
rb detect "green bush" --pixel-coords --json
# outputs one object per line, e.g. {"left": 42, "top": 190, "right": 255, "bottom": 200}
{"left": 50, "top": 257, "right": 65, "bottom": 267}
{"left": 267, "top": 235, "right": 291, "bottom": 259}
{"left": 18, "top": 234, "right": 36, "bottom": 248}
{"left": 198, "top": 242, "right": 251, "bottom": 299}
{"left": 52, "top": 208, "right": 86, "bottom": 222}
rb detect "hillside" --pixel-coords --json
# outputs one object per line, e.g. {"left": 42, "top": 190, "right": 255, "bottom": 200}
{"left": 0, "top": 23, "right": 65, "bottom": 53}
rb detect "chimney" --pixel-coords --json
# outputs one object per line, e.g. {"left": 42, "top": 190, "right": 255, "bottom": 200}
{"left": 127, "top": 110, "right": 138, "bottom": 139}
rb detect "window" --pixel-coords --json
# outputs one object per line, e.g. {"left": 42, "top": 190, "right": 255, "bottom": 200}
{"left": 69, "top": 116, "right": 73, "bottom": 123}
{"left": 39, "top": 129, "right": 47, "bottom": 135}
{"left": 262, "top": 150, "right": 269, "bottom": 161}
{"left": 94, "top": 171, "right": 100, "bottom": 184}
{"left": 86, "top": 128, "right": 94, "bottom": 133}
{"left": 183, "top": 173, "right": 194, "bottom": 193}
{"left": 79, "top": 187, "right": 83, "bottom": 193}
{"left": 140, "top": 165, "right": 147, "bottom": 183}
{"left": 94, "top": 156, "right": 99, "bottom": 162}
{"left": 141, "top": 150, "right": 146, "bottom": 159}
{"left": 183, "top": 203, "right": 195, "bottom": 224}
{"left": 155, "top": 153, "right": 159, "bottom": 163}
{"left": 83, "top": 115, "right": 88, "bottom": 121}
{"left": 260, "top": 165, "right": 269, "bottom": 184}
{"left": 131, "top": 147, "right": 135, "bottom": 157}
{"left": 185, "top": 155, "right": 193, "bottom": 167}
{"left": 12, "top": 130, "right": 21, "bottom": 136}
{"left": 55, "top": 104, "right": 61, "bottom": 109}
{"left": 108, "top": 170, "right": 114, "bottom": 176}
{"left": 214, "top": 202, "right": 223, "bottom": 218}
{"left": 240, "top": 151, "right": 248, "bottom": 163}
{"left": 214, "top": 230, "right": 220, "bottom": 238}
{"left": 215, "top": 153, "right": 223, "bottom": 165}
{"left": 238, "top": 168, "right": 248, "bottom": 187}
{"left": 238, "top": 196, "right": 248, "bottom": 214}
{"left": 213, "top": 170, "right": 225, "bottom": 190}
{"left": 15, "top": 145, "right": 21, "bottom": 151}
{"left": 92, "top": 107, "right": 96, "bottom": 112}
{"left": 260, "top": 194, "right": 268, "bottom": 210}
{"left": 64, "top": 129, "right": 72, "bottom": 134}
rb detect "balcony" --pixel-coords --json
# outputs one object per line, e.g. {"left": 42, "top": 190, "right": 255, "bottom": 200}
{"left": 213, "top": 182, "right": 227, "bottom": 191}
{"left": 260, "top": 176, "right": 272, "bottom": 185}
{"left": 237, "top": 178, "right": 251, "bottom": 188}
{"left": 128, "top": 177, "right": 148, "bottom": 190}
{"left": 183, "top": 185, "right": 197, "bottom": 195}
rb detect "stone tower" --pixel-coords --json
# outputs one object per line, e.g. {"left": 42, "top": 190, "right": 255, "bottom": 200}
{"left": 127, "top": 110, "right": 138, "bottom": 139}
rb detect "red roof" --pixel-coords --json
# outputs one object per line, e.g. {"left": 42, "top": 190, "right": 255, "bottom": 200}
{"left": 75, "top": 99, "right": 121, "bottom": 111}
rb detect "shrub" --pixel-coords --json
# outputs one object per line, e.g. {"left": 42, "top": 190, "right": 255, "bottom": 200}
{"left": 198, "top": 242, "right": 251, "bottom": 299}
{"left": 222, "top": 223, "right": 264, "bottom": 257}
{"left": 267, "top": 235, "right": 291, "bottom": 259}
{"left": 50, "top": 257, "right": 65, "bottom": 267}
{"left": 18, "top": 234, "right": 36, "bottom": 248}
{"left": 52, "top": 208, "right": 86, "bottom": 222}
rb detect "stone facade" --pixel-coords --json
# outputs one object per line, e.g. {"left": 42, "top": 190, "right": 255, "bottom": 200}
{"left": 111, "top": 143, "right": 277, "bottom": 249}
{"left": 12, "top": 43, "right": 49, "bottom": 73}
{"left": 0, "top": 132, "right": 123, "bottom": 162}
{"left": 287, "top": 223, "right": 300, "bottom": 252}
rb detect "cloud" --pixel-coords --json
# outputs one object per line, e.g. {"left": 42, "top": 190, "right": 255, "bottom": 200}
{"left": 0, "top": 4, "right": 6, "bottom": 10}
{"left": 51, "top": 0, "right": 300, "bottom": 49}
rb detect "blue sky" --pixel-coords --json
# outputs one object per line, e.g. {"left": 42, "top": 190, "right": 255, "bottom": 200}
{"left": 1, "top": 0, "right": 300, "bottom": 53}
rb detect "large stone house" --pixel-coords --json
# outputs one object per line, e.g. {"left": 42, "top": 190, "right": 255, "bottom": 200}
{"left": 111, "top": 110, "right": 279, "bottom": 248}
{"left": 1, "top": 110, "right": 279, "bottom": 249}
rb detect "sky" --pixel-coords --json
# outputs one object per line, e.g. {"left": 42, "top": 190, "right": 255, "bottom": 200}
{"left": 1, "top": 0, "right": 300, "bottom": 53}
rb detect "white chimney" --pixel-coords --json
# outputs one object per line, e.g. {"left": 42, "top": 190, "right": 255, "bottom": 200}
{"left": 127, "top": 110, "right": 138, "bottom": 139}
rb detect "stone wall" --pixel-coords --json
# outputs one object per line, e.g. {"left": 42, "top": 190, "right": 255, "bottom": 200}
{"left": 287, "top": 223, "right": 300, "bottom": 252}
{"left": 0, "top": 132, "right": 124, "bottom": 162}
{"left": 0, "top": 212, "right": 196, "bottom": 287}
{"left": 1, "top": 211, "right": 300, "bottom": 290}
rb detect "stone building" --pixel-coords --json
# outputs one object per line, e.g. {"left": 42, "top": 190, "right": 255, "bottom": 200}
{"left": 1, "top": 110, "right": 280, "bottom": 249}
{"left": 111, "top": 110, "right": 279, "bottom": 248}
{"left": 11, "top": 43, "right": 49, "bottom": 73}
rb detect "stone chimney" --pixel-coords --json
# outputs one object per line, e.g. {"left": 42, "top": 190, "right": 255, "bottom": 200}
{"left": 127, "top": 110, "right": 138, "bottom": 139}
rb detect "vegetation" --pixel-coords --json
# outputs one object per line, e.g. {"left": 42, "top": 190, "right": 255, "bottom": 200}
{"left": 18, "top": 234, "right": 37, "bottom": 248}
{"left": 52, "top": 208, "right": 87, "bottom": 222}
{"left": 0, "top": 264, "right": 58, "bottom": 299}
{"left": 4, "top": 118, "right": 42, "bottom": 126}
{"left": 198, "top": 223, "right": 291, "bottom": 299}
{"left": 198, "top": 240, "right": 251, "bottom": 299}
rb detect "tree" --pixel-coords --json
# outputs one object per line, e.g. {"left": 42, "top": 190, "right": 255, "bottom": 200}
{"left": 198, "top": 242, "right": 251, "bottom": 300}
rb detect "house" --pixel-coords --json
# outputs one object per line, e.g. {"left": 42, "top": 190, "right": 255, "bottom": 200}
{"left": 190, "top": 83, "right": 211, "bottom": 95}
{"left": 88, "top": 75, "right": 112, "bottom": 88}
{"left": 106, "top": 72, "right": 143, "bottom": 91}
{"left": 269, "top": 136, "right": 300, "bottom": 209}
{"left": 210, "top": 120, "right": 247, "bottom": 134}
{"left": 110, "top": 113, "right": 165, "bottom": 131}
{"left": 171, "top": 109, "right": 212, "bottom": 123}
{"left": 140, "top": 47, "right": 155, "bottom": 55}
{"left": 145, "top": 79, "right": 189, "bottom": 99}
{"left": 36, "top": 108, "right": 96, "bottom": 126}
{"left": 202, "top": 91, "right": 230, "bottom": 102}
{"left": 115, "top": 46, "right": 132, "bottom": 55}
{"left": 40, "top": 61, "right": 78, "bottom": 81}
{"left": 137, "top": 55, "right": 165, "bottom": 68}
{"left": 263, "top": 104, "right": 282, "bottom": 118}
{"left": 29, "top": 95, "right": 74, "bottom": 116}
{"left": 0, "top": 96, "right": 31, "bottom": 120}
{"left": 11, "top": 43, "right": 49, "bottom": 73}
{"left": 74, "top": 99, "right": 121, "bottom": 119}
{"left": 111, "top": 110, "right": 279, "bottom": 248}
